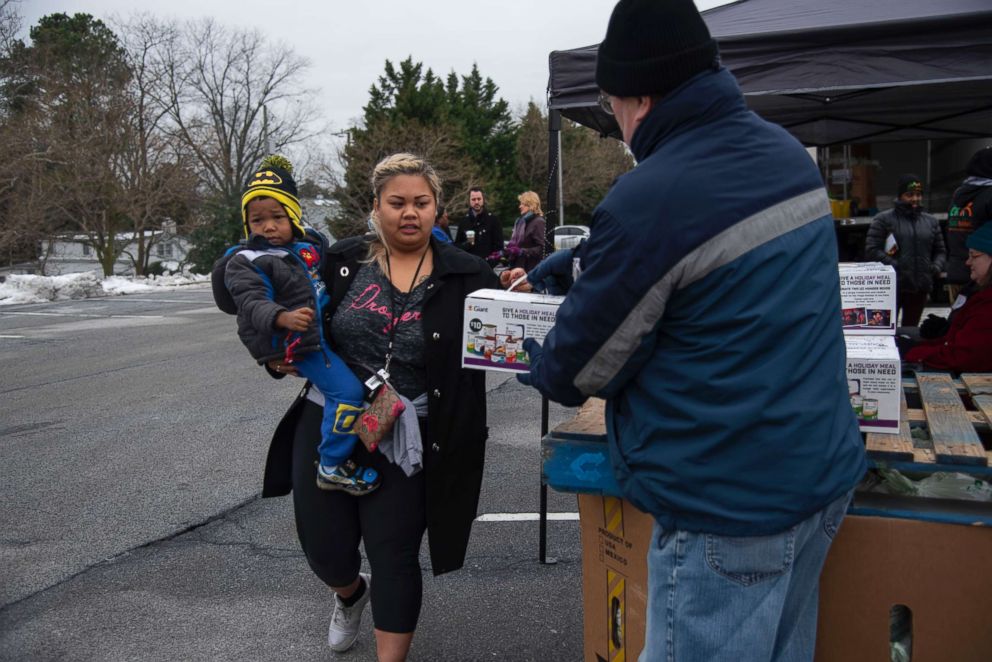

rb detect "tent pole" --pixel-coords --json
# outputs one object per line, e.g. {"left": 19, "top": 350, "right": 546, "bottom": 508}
{"left": 545, "top": 108, "right": 562, "bottom": 255}
{"left": 843, "top": 144, "right": 850, "bottom": 203}
{"left": 557, "top": 129, "right": 564, "bottom": 227}
{"left": 824, "top": 146, "right": 831, "bottom": 191}
{"left": 538, "top": 107, "right": 562, "bottom": 566}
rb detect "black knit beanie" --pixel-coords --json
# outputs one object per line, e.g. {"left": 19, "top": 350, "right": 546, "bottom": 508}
{"left": 966, "top": 147, "right": 992, "bottom": 179}
{"left": 241, "top": 155, "right": 304, "bottom": 238}
{"left": 896, "top": 174, "right": 923, "bottom": 198}
{"left": 596, "top": 0, "right": 719, "bottom": 98}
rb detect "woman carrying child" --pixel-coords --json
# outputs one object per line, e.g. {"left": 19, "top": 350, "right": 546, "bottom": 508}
{"left": 215, "top": 153, "right": 498, "bottom": 661}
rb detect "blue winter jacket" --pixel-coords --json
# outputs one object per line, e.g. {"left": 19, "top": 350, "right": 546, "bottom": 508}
{"left": 526, "top": 68, "right": 866, "bottom": 536}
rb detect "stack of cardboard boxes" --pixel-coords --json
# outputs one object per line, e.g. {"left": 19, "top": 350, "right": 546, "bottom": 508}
{"left": 839, "top": 263, "right": 900, "bottom": 434}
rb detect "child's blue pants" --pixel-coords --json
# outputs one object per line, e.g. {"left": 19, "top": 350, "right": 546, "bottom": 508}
{"left": 293, "top": 346, "right": 364, "bottom": 467}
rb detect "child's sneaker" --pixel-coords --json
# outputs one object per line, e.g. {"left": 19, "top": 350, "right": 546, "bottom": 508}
{"left": 316, "top": 460, "right": 380, "bottom": 495}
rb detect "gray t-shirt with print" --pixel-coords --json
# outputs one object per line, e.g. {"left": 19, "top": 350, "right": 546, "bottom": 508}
{"left": 330, "top": 262, "right": 427, "bottom": 400}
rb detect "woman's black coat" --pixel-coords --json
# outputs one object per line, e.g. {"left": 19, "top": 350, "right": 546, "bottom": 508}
{"left": 246, "top": 235, "right": 499, "bottom": 575}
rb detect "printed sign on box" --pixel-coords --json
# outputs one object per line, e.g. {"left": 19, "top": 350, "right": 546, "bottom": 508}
{"left": 839, "top": 262, "right": 896, "bottom": 335}
{"left": 462, "top": 289, "right": 563, "bottom": 373}
{"left": 845, "top": 335, "right": 900, "bottom": 434}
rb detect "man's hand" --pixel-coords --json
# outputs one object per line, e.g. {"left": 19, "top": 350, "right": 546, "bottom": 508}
{"left": 275, "top": 307, "right": 314, "bottom": 332}
{"left": 500, "top": 268, "right": 532, "bottom": 292}
{"left": 516, "top": 338, "right": 542, "bottom": 386}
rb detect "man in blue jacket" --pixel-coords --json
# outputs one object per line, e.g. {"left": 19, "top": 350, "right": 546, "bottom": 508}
{"left": 519, "top": 1, "right": 866, "bottom": 660}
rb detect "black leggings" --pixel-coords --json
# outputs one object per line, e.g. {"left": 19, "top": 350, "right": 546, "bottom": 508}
{"left": 291, "top": 400, "right": 427, "bottom": 633}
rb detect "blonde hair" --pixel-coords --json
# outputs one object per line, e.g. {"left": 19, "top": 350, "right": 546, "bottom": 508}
{"left": 517, "top": 191, "right": 543, "bottom": 216}
{"left": 367, "top": 153, "right": 443, "bottom": 271}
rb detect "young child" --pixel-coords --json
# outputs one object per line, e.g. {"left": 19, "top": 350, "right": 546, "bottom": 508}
{"left": 223, "top": 155, "right": 379, "bottom": 495}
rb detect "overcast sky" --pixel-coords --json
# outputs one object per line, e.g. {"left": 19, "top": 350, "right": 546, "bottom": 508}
{"left": 21, "top": 0, "right": 732, "bottom": 134}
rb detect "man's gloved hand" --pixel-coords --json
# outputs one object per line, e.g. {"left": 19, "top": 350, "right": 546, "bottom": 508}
{"left": 516, "top": 338, "right": 542, "bottom": 386}
{"left": 919, "top": 313, "right": 949, "bottom": 339}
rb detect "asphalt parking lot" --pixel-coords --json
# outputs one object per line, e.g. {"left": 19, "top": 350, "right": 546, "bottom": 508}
{"left": 0, "top": 286, "right": 586, "bottom": 661}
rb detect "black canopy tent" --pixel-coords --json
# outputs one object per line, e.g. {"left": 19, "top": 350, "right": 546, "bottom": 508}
{"left": 547, "top": 0, "right": 992, "bottom": 146}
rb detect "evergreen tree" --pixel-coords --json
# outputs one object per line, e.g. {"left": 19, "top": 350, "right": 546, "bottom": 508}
{"left": 331, "top": 58, "right": 518, "bottom": 238}
{"left": 0, "top": 13, "right": 135, "bottom": 275}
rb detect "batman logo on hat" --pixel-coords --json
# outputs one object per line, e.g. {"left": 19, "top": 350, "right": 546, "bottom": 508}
{"left": 248, "top": 170, "right": 283, "bottom": 187}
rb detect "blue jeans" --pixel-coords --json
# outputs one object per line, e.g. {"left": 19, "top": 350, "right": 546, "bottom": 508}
{"left": 640, "top": 490, "right": 853, "bottom": 662}
{"left": 293, "top": 347, "right": 364, "bottom": 467}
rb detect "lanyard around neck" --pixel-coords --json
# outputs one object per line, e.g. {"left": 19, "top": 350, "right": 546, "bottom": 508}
{"left": 382, "top": 244, "right": 429, "bottom": 373}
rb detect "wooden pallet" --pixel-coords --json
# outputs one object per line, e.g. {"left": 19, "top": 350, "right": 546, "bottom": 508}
{"left": 866, "top": 372, "right": 992, "bottom": 469}
{"left": 544, "top": 374, "right": 992, "bottom": 496}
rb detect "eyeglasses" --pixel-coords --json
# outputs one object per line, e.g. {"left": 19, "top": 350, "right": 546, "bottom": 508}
{"left": 597, "top": 91, "right": 614, "bottom": 116}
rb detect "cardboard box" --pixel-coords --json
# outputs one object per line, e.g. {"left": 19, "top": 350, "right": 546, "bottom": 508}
{"left": 839, "top": 262, "right": 896, "bottom": 335}
{"left": 578, "top": 503, "right": 992, "bottom": 661}
{"left": 845, "top": 335, "right": 900, "bottom": 434}
{"left": 462, "top": 288, "right": 563, "bottom": 373}
{"left": 578, "top": 494, "right": 651, "bottom": 662}
{"left": 816, "top": 515, "right": 992, "bottom": 662}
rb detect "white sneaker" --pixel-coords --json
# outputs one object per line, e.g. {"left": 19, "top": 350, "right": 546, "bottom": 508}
{"left": 327, "top": 573, "right": 371, "bottom": 652}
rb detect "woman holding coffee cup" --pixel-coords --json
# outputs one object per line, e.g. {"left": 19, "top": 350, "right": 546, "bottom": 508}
{"left": 214, "top": 153, "right": 498, "bottom": 660}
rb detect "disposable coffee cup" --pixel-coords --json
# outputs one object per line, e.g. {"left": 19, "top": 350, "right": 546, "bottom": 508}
{"left": 466, "top": 230, "right": 476, "bottom": 243}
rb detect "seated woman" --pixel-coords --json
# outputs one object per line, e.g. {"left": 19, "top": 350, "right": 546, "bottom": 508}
{"left": 904, "top": 222, "right": 992, "bottom": 372}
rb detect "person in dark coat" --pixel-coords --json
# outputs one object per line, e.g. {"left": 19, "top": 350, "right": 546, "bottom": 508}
{"left": 945, "top": 146, "right": 992, "bottom": 301}
{"left": 905, "top": 222, "right": 992, "bottom": 372}
{"left": 865, "top": 174, "right": 947, "bottom": 327}
{"left": 213, "top": 153, "right": 498, "bottom": 660}
{"left": 500, "top": 191, "right": 547, "bottom": 271}
{"left": 453, "top": 187, "right": 503, "bottom": 262}
{"left": 517, "top": 1, "right": 865, "bottom": 660}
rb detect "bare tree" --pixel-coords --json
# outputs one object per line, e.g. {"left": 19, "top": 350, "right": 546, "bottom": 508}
{"left": 114, "top": 15, "right": 198, "bottom": 275}
{"left": 0, "top": 113, "right": 62, "bottom": 268}
{"left": 0, "top": 13, "right": 137, "bottom": 276}
{"left": 515, "top": 102, "right": 633, "bottom": 223}
{"left": 0, "top": 0, "right": 21, "bottom": 53}
{"left": 157, "top": 18, "right": 318, "bottom": 205}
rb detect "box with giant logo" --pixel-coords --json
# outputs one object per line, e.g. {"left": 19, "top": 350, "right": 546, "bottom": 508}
{"left": 838, "top": 262, "right": 896, "bottom": 335}
{"left": 462, "top": 289, "right": 564, "bottom": 373}
{"left": 845, "top": 335, "right": 900, "bottom": 434}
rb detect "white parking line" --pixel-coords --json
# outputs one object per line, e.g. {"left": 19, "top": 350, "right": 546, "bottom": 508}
{"left": 0, "top": 334, "right": 25, "bottom": 338}
{"left": 0, "top": 311, "right": 164, "bottom": 319}
{"left": 476, "top": 512, "right": 579, "bottom": 522}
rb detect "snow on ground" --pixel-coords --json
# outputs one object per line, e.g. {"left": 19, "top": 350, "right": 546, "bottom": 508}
{"left": 0, "top": 271, "right": 209, "bottom": 305}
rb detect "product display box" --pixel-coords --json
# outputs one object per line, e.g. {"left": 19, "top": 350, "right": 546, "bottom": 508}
{"left": 461, "top": 288, "right": 564, "bottom": 373}
{"left": 839, "top": 262, "right": 896, "bottom": 335}
{"left": 816, "top": 515, "right": 992, "bottom": 662}
{"left": 845, "top": 335, "right": 900, "bottom": 434}
{"left": 577, "top": 494, "right": 651, "bottom": 662}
